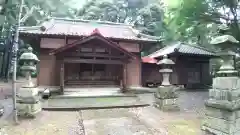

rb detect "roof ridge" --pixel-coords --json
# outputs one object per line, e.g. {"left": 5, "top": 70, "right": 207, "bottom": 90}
{"left": 40, "top": 18, "right": 55, "bottom": 31}
{"left": 174, "top": 42, "right": 183, "bottom": 52}
{"left": 147, "top": 41, "right": 216, "bottom": 58}
{"left": 147, "top": 44, "right": 172, "bottom": 57}
{"left": 128, "top": 26, "right": 163, "bottom": 40}
{"left": 19, "top": 26, "right": 41, "bottom": 31}
{"left": 182, "top": 42, "right": 216, "bottom": 53}
{"left": 51, "top": 17, "right": 133, "bottom": 27}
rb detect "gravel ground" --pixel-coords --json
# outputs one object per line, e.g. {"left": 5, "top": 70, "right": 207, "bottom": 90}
{"left": 2, "top": 111, "right": 84, "bottom": 135}
{"left": 1, "top": 107, "right": 203, "bottom": 135}
{"left": 0, "top": 99, "right": 12, "bottom": 122}
{"left": 0, "top": 89, "right": 208, "bottom": 135}
{"left": 137, "top": 89, "right": 208, "bottom": 116}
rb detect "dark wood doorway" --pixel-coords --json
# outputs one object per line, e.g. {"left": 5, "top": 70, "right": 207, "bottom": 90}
{"left": 64, "top": 63, "right": 122, "bottom": 87}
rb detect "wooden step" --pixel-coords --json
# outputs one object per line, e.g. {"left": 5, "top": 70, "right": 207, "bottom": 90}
{"left": 65, "top": 80, "right": 118, "bottom": 86}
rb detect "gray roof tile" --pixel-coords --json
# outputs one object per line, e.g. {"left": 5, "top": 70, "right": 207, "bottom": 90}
{"left": 19, "top": 18, "right": 162, "bottom": 42}
{"left": 148, "top": 42, "right": 216, "bottom": 58}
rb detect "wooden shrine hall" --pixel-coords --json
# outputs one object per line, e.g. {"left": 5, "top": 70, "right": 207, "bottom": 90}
{"left": 19, "top": 18, "right": 161, "bottom": 93}
{"left": 49, "top": 29, "right": 136, "bottom": 92}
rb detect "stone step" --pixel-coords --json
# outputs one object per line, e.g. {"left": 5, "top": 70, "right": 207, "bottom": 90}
{"left": 65, "top": 80, "right": 117, "bottom": 86}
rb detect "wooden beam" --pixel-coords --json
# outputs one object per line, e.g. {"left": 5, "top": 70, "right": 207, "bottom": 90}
{"left": 64, "top": 52, "right": 126, "bottom": 59}
{"left": 122, "top": 63, "right": 127, "bottom": 92}
{"left": 64, "top": 58, "right": 124, "bottom": 64}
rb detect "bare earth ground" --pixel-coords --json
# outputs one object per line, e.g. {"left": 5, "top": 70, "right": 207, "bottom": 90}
{"left": 0, "top": 81, "right": 208, "bottom": 135}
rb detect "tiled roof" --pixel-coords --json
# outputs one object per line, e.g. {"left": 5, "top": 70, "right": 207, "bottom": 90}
{"left": 19, "top": 18, "right": 162, "bottom": 42}
{"left": 141, "top": 56, "right": 158, "bottom": 64}
{"left": 148, "top": 42, "right": 216, "bottom": 58}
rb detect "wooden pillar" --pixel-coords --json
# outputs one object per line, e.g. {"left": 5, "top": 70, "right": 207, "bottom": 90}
{"left": 122, "top": 63, "right": 127, "bottom": 92}
{"left": 60, "top": 62, "right": 64, "bottom": 94}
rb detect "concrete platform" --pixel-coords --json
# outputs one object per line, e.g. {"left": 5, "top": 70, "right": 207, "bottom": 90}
{"left": 51, "top": 87, "right": 135, "bottom": 98}
{"left": 42, "top": 96, "right": 149, "bottom": 110}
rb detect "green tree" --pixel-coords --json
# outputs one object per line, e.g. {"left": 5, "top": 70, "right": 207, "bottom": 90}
{"left": 77, "top": 0, "right": 164, "bottom": 36}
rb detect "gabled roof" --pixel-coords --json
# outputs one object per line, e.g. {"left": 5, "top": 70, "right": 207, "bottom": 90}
{"left": 148, "top": 42, "right": 217, "bottom": 58}
{"left": 19, "top": 17, "right": 162, "bottom": 42}
{"left": 49, "top": 29, "right": 136, "bottom": 59}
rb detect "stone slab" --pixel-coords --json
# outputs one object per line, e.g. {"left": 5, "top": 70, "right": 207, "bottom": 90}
{"left": 213, "top": 77, "right": 240, "bottom": 90}
{"left": 154, "top": 98, "right": 179, "bottom": 111}
{"left": 154, "top": 103, "right": 180, "bottom": 112}
{"left": 17, "top": 96, "right": 41, "bottom": 104}
{"left": 42, "top": 97, "right": 147, "bottom": 110}
{"left": 155, "top": 86, "right": 178, "bottom": 99}
{"left": 205, "top": 106, "right": 240, "bottom": 121}
{"left": 16, "top": 101, "right": 41, "bottom": 117}
{"left": 205, "top": 99, "right": 240, "bottom": 111}
{"left": 209, "top": 88, "right": 240, "bottom": 101}
{"left": 84, "top": 117, "right": 152, "bottom": 135}
{"left": 155, "top": 98, "right": 178, "bottom": 105}
{"left": 202, "top": 125, "right": 240, "bottom": 135}
{"left": 17, "top": 87, "right": 39, "bottom": 98}
{"left": 202, "top": 115, "right": 240, "bottom": 134}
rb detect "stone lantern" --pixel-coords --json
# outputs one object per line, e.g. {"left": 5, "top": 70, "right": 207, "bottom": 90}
{"left": 157, "top": 55, "right": 175, "bottom": 86}
{"left": 16, "top": 47, "right": 41, "bottom": 117}
{"left": 154, "top": 55, "right": 179, "bottom": 111}
{"left": 202, "top": 25, "right": 240, "bottom": 135}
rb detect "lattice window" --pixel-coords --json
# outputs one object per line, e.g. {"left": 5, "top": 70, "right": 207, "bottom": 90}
{"left": 95, "top": 48, "right": 106, "bottom": 53}
{"left": 80, "top": 47, "right": 93, "bottom": 52}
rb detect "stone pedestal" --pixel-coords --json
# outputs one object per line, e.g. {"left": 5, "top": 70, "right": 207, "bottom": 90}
{"left": 154, "top": 86, "right": 179, "bottom": 111}
{"left": 202, "top": 77, "right": 240, "bottom": 135}
{"left": 16, "top": 87, "right": 41, "bottom": 117}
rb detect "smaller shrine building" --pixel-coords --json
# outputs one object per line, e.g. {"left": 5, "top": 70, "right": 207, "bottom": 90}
{"left": 142, "top": 42, "right": 217, "bottom": 88}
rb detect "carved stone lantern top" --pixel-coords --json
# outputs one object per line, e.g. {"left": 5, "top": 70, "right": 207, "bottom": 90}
{"left": 157, "top": 55, "right": 175, "bottom": 65}
{"left": 218, "top": 24, "right": 229, "bottom": 32}
{"left": 157, "top": 55, "right": 175, "bottom": 86}
{"left": 19, "top": 47, "right": 39, "bottom": 88}
{"left": 210, "top": 35, "right": 239, "bottom": 50}
{"left": 210, "top": 25, "right": 239, "bottom": 76}
{"left": 19, "top": 47, "right": 39, "bottom": 63}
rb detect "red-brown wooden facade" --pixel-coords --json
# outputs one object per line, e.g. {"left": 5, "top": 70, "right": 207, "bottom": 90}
{"left": 50, "top": 33, "right": 136, "bottom": 93}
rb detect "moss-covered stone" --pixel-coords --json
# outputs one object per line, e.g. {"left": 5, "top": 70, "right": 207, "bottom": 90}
{"left": 155, "top": 86, "right": 179, "bottom": 99}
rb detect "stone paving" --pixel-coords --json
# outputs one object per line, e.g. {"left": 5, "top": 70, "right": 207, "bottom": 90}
{"left": 0, "top": 89, "right": 208, "bottom": 135}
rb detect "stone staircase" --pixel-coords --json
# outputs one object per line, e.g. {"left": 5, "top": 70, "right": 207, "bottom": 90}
{"left": 61, "top": 87, "right": 123, "bottom": 97}
{"left": 65, "top": 80, "right": 118, "bottom": 87}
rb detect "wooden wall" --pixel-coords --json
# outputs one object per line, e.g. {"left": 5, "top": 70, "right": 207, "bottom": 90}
{"left": 141, "top": 55, "right": 212, "bottom": 87}
{"left": 37, "top": 37, "right": 142, "bottom": 87}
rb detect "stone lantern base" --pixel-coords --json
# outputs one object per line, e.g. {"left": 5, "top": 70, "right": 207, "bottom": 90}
{"left": 16, "top": 86, "right": 42, "bottom": 117}
{"left": 202, "top": 77, "right": 240, "bottom": 135}
{"left": 154, "top": 85, "right": 180, "bottom": 111}
{"left": 202, "top": 106, "right": 240, "bottom": 135}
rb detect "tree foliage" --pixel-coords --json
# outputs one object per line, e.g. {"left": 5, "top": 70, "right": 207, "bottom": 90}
{"left": 163, "top": 0, "right": 240, "bottom": 48}
{"left": 77, "top": 0, "right": 164, "bottom": 36}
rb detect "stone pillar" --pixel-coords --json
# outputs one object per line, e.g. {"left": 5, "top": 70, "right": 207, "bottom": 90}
{"left": 154, "top": 55, "right": 179, "bottom": 111}
{"left": 202, "top": 25, "right": 240, "bottom": 135}
{"left": 16, "top": 47, "right": 41, "bottom": 118}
